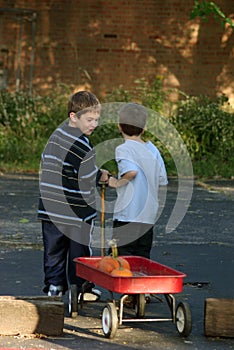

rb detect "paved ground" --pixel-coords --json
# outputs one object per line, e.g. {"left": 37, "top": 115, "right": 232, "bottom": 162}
{"left": 0, "top": 174, "right": 233, "bottom": 349}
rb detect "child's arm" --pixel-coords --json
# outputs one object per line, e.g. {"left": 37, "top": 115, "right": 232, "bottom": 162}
{"left": 108, "top": 170, "right": 137, "bottom": 188}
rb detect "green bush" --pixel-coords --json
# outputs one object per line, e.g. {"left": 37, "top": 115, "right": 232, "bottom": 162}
{"left": 170, "top": 94, "right": 234, "bottom": 177}
{"left": 0, "top": 87, "right": 70, "bottom": 172}
{"left": 104, "top": 76, "right": 168, "bottom": 114}
{"left": 0, "top": 81, "right": 233, "bottom": 178}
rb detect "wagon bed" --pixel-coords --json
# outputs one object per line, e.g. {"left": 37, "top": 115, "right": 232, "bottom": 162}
{"left": 74, "top": 256, "right": 186, "bottom": 294}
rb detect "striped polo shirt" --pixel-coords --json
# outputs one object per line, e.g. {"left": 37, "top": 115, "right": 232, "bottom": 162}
{"left": 38, "top": 120, "right": 101, "bottom": 226}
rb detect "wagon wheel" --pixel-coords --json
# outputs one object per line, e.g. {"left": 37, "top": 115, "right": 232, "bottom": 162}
{"left": 175, "top": 302, "right": 192, "bottom": 337}
{"left": 135, "top": 294, "right": 146, "bottom": 318}
{"left": 102, "top": 302, "right": 118, "bottom": 338}
{"left": 68, "top": 284, "right": 78, "bottom": 318}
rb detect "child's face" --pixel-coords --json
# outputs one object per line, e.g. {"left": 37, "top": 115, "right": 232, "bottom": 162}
{"left": 70, "top": 111, "right": 100, "bottom": 135}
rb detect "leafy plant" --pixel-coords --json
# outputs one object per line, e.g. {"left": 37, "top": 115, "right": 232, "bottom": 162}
{"left": 104, "top": 85, "right": 133, "bottom": 103}
{"left": 170, "top": 94, "right": 234, "bottom": 177}
{"left": 190, "top": 1, "right": 234, "bottom": 28}
{"left": 0, "top": 86, "right": 71, "bottom": 172}
{"left": 104, "top": 76, "right": 168, "bottom": 114}
{"left": 0, "top": 82, "right": 233, "bottom": 178}
{"left": 135, "top": 76, "right": 167, "bottom": 114}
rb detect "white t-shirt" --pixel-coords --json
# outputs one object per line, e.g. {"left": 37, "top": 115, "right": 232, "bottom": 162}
{"left": 113, "top": 140, "right": 168, "bottom": 224}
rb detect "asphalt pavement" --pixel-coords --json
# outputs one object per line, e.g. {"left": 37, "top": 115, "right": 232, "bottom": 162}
{"left": 0, "top": 174, "right": 233, "bottom": 349}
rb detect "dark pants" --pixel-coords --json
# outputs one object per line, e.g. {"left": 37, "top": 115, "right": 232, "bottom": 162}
{"left": 42, "top": 220, "right": 92, "bottom": 293}
{"left": 110, "top": 221, "right": 154, "bottom": 259}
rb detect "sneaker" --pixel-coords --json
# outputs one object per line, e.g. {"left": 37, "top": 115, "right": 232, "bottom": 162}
{"left": 48, "top": 284, "right": 63, "bottom": 297}
{"left": 78, "top": 288, "right": 102, "bottom": 302}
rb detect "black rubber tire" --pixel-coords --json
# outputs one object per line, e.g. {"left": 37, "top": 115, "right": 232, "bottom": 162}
{"left": 135, "top": 294, "right": 146, "bottom": 318}
{"left": 175, "top": 301, "right": 192, "bottom": 337}
{"left": 102, "top": 302, "right": 118, "bottom": 338}
{"left": 68, "top": 284, "right": 78, "bottom": 318}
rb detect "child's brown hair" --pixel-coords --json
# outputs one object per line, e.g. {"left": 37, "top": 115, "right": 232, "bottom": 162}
{"left": 68, "top": 91, "right": 100, "bottom": 117}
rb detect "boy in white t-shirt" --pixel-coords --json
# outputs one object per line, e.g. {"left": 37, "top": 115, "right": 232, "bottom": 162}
{"left": 108, "top": 103, "right": 168, "bottom": 259}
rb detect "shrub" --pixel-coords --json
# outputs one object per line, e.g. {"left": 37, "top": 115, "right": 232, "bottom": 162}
{"left": 0, "top": 82, "right": 233, "bottom": 178}
{"left": 104, "top": 76, "right": 168, "bottom": 114}
{"left": 170, "top": 94, "right": 234, "bottom": 177}
{"left": 0, "top": 87, "right": 70, "bottom": 172}
{"left": 170, "top": 94, "right": 233, "bottom": 158}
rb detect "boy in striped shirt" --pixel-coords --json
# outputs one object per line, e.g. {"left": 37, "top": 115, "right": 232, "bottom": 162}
{"left": 38, "top": 91, "right": 108, "bottom": 298}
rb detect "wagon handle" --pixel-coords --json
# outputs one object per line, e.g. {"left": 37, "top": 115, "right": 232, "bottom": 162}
{"left": 99, "top": 181, "right": 106, "bottom": 256}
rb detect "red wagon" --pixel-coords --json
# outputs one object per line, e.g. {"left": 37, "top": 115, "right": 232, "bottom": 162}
{"left": 69, "top": 255, "right": 192, "bottom": 339}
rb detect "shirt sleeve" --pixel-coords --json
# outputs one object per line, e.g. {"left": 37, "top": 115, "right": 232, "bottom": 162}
{"left": 116, "top": 147, "right": 138, "bottom": 177}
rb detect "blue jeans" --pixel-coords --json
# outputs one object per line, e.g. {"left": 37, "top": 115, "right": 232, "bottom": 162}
{"left": 42, "top": 220, "right": 92, "bottom": 293}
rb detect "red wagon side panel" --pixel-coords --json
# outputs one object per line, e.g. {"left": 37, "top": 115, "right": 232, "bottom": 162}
{"left": 74, "top": 256, "right": 186, "bottom": 294}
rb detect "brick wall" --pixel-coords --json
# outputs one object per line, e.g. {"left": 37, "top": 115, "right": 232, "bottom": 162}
{"left": 0, "top": 0, "right": 233, "bottom": 105}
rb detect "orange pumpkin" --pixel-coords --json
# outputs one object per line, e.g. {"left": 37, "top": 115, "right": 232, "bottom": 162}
{"left": 97, "top": 256, "right": 119, "bottom": 273}
{"left": 111, "top": 267, "right": 133, "bottom": 277}
{"left": 98, "top": 240, "right": 132, "bottom": 276}
{"left": 117, "top": 257, "right": 130, "bottom": 270}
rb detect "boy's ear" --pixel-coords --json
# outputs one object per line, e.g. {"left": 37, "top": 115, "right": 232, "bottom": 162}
{"left": 69, "top": 112, "right": 77, "bottom": 122}
{"left": 118, "top": 124, "right": 122, "bottom": 132}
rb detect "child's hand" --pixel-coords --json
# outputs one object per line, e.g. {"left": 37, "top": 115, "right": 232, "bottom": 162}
{"left": 108, "top": 176, "right": 118, "bottom": 188}
{"left": 100, "top": 169, "right": 110, "bottom": 183}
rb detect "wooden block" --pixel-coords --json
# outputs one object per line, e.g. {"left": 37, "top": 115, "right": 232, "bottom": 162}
{"left": 0, "top": 296, "right": 64, "bottom": 336}
{"left": 204, "top": 298, "right": 234, "bottom": 338}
